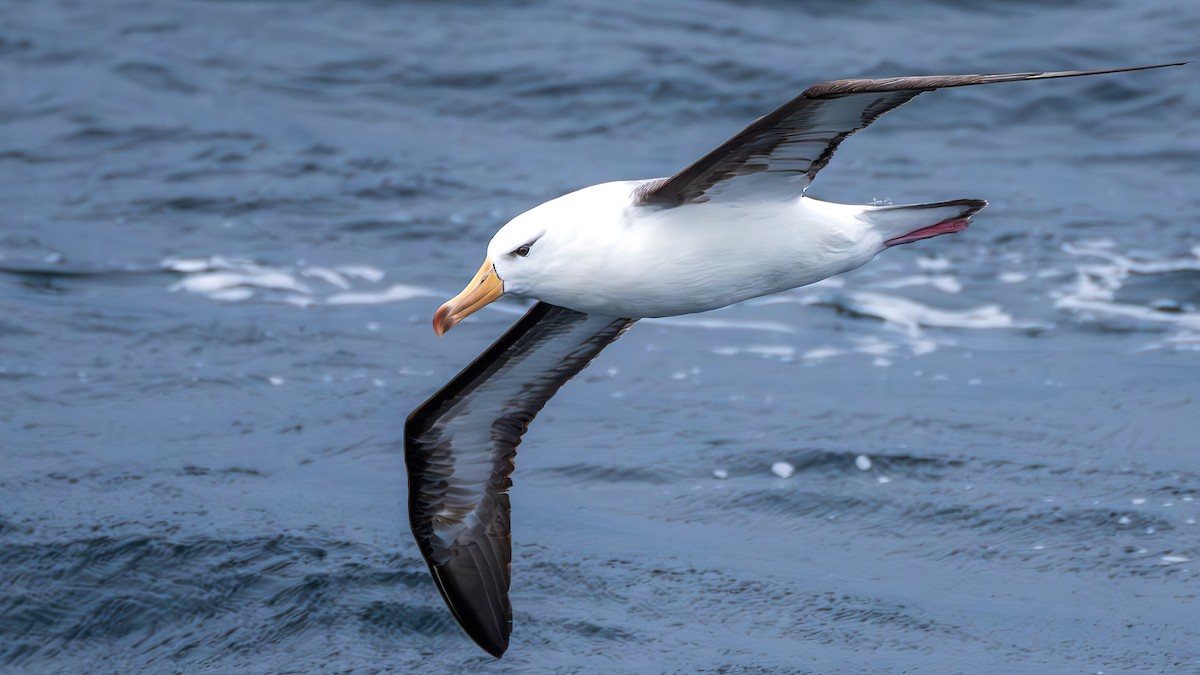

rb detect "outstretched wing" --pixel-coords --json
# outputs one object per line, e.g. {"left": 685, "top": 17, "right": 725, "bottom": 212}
{"left": 405, "top": 302, "right": 635, "bottom": 657}
{"left": 635, "top": 63, "right": 1184, "bottom": 208}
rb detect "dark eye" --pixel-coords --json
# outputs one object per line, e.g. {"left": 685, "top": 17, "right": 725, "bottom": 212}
{"left": 514, "top": 244, "right": 531, "bottom": 257}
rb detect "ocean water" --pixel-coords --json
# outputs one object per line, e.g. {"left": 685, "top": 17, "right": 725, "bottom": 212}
{"left": 2, "top": 0, "right": 1199, "bottom": 672}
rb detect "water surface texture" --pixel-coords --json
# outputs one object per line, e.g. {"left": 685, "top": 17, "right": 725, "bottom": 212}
{"left": 3, "top": 1, "right": 1199, "bottom": 672}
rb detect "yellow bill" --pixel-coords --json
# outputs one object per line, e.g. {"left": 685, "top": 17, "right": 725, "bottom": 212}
{"left": 433, "top": 258, "right": 504, "bottom": 336}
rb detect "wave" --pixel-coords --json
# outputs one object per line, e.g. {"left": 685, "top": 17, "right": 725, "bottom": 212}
{"left": 1056, "top": 240, "right": 1200, "bottom": 344}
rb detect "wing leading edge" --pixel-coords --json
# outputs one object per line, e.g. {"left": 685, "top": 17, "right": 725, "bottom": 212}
{"left": 635, "top": 63, "right": 1184, "bottom": 208}
{"left": 405, "top": 302, "right": 635, "bottom": 657}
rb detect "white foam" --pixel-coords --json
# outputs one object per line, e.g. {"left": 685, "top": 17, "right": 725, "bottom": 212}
{"left": 778, "top": 290, "right": 1043, "bottom": 336}
{"left": 302, "top": 267, "right": 352, "bottom": 289}
{"left": 837, "top": 292, "right": 1033, "bottom": 333}
{"left": 326, "top": 284, "right": 435, "bottom": 305}
{"left": 852, "top": 337, "right": 897, "bottom": 356}
{"left": 1056, "top": 242, "right": 1200, "bottom": 340}
{"left": 209, "top": 288, "right": 255, "bottom": 302}
{"left": 283, "top": 295, "right": 315, "bottom": 308}
{"left": 801, "top": 346, "right": 844, "bottom": 361}
{"left": 873, "top": 274, "right": 963, "bottom": 294}
{"left": 164, "top": 256, "right": 438, "bottom": 308}
{"left": 336, "top": 265, "right": 386, "bottom": 283}
{"left": 916, "top": 256, "right": 952, "bottom": 271}
{"left": 760, "top": 289, "right": 1042, "bottom": 359}
{"left": 166, "top": 258, "right": 210, "bottom": 273}
{"left": 771, "top": 462, "right": 795, "bottom": 479}
{"left": 172, "top": 270, "right": 311, "bottom": 295}
{"left": 712, "top": 345, "right": 796, "bottom": 362}
{"left": 855, "top": 455, "right": 872, "bottom": 471}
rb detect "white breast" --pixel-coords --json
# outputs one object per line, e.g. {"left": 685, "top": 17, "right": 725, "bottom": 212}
{"left": 507, "top": 182, "right": 885, "bottom": 318}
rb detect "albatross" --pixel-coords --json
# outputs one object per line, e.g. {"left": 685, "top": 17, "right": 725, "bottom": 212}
{"left": 405, "top": 62, "right": 1183, "bottom": 657}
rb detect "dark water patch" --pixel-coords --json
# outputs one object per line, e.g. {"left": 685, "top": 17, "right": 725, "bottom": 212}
{"left": 558, "top": 620, "right": 642, "bottom": 643}
{"left": 522, "top": 558, "right": 628, "bottom": 606}
{"left": 0, "top": 366, "right": 41, "bottom": 381}
{"left": 306, "top": 55, "right": 393, "bottom": 85}
{"left": 358, "top": 600, "right": 455, "bottom": 638}
{"left": 310, "top": 436, "right": 380, "bottom": 460}
{"left": 651, "top": 571, "right": 964, "bottom": 645}
{"left": 0, "top": 35, "right": 35, "bottom": 57}
{"left": 351, "top": 175, "right": 472, "bottom": 202}
{"left": 902, "top": 498, "right": 1179, "bottom": 543}
{"left": 386, "top": 66, "right": 522, "bottom": 94}
{"left": 0, "top": 234, "right": 62, "bottom": 257}
{"left": 0, "top": 149, "right": 51, "bottom": 164}
{"left": 336, "top": 215, "right": 484, "bottom": 242}
{"left": 61, "top": 125, "right": 186, "bottom": 151}
{"left": 130, "top": 194, "right": 342, "bottom": 217}
{"left": 0, "top": 534, "right": 431, "bottom": 668}
{"left": 114, "top": 62, "right": 198, "bottom": 94}
{"left": 726, "top": 489, "right": 886, "bottom": 520}
{"left": 0, "top": 518, "right": 32, "bottom": 536}
{"left": 179, "top": 466, "right": 263, "bottom": 478}
{"left": 795, "top": 591, "right": 963, "bottom": 643}
{"left": 0, "top": 318, "right": 34, "bottom": 338}
{"left": 538, "top": 462, "right": 673, "bottom": 485}
{"left": 869, "top": 454, "right": 969, "bottom": 478}
{"left": 1065, "top": 315, "right": 1173, "bottom": 335}
{"left": 9, "top": 46, "right": 91, "bottom": 66}
{"left": 11, "top": 276, "right": 69, "bottom": 296}
{"left": 119, "top": 21, "right": 182, "bottom": 35}
{"left": 516, "top": 553, "right": 974, "bottom": 665}
{"left": 0, "top": 263, "right": 163, "bottom": 279}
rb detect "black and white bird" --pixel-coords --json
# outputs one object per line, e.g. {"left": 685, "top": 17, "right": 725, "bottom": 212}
{"left": 404, "top": 63, "right": 1183, "bottom": 657}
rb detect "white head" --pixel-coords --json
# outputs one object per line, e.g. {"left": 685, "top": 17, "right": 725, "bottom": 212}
{"left": 485, "top": 212, "right": 551, "bottom": 299}
{"left": 431, "top": 183, "right": 627, "bottom": 335}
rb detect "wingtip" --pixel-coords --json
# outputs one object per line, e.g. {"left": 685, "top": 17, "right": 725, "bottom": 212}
{"left": 1132, "top": 61, "right": 1188, "bottom": 69}
{"left": 1117, "top": 61, "right": 1189, "bottom": 72}
{"left": 477, "top": 634, "right": 509, "bottom": 659}
{"left": 452, "top": 601, "right": 511, "bottom": 659}
{"left": 428, "top": 557, "right": 513, "bottom": 659}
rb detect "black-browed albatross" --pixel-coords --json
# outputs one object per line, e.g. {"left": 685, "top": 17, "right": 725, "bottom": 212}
{"left": 405, "top": 63, "right": 1184, "bottom": 657}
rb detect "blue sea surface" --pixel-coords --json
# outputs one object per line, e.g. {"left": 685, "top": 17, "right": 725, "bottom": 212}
{"left": 2, "top": 0, "right": 1199, "bottom": 671}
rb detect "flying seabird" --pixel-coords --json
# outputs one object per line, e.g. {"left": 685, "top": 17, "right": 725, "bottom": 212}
{"left": 405, "top": 63, "right": 1184, "bottom": 657}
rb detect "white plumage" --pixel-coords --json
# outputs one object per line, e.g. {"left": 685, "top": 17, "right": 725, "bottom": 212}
{"left": 490, "top": 180, "right": 976, "bottom": 318}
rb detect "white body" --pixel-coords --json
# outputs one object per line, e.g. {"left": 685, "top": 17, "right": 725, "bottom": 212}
{"left": 487, "top": 180, "right": 953, "bottom": 318}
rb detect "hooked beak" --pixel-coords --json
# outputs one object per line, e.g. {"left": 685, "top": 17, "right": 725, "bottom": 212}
{"left": 433, "top": 258, "right": 504, "bottom": 336}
